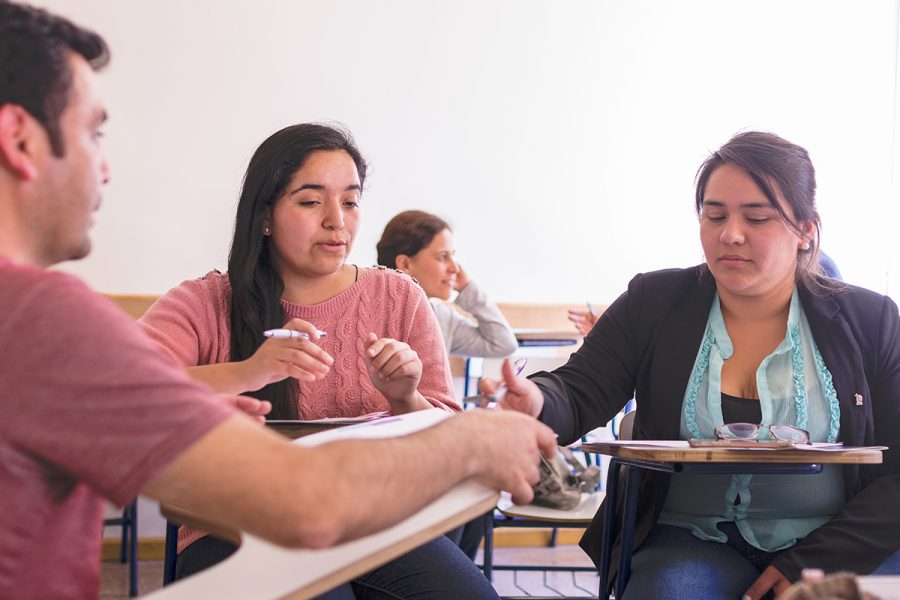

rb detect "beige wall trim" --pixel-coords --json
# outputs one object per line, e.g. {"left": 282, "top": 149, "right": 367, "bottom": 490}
{"left": 105, "top": 294, "right": 606, "bottom": 331}
{"left": 101, "top": 538, "right": 166, "bottom": 562}
{"left": 106, "top": 294, "right": 159, "bottom": 320}
{"left": 496, "top": 303, "right": 605, "bottom": 332}
{"left": 491, "top": 527, "right": 586, "bottom": 547}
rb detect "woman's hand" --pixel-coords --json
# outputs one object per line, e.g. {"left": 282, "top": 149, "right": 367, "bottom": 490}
{"left": 364, "top": 332, "right": 426, "bottom": 412}
{"left": 567, "top": 308, "right": 597, "bottom": 336}
{"left": 478, "top": 359, "right": 545, "bottom": 417}
{"left": 742, "top": 565, "right": 792, "bottom": 599}
{"left": 220, "top": 395, "right": 272, "bottom": 424}
{"left": 453, "top": 262, "right": 471, "bottom": 292}
{"left": 237, "top": 318, "right": 333, "bottom": 392}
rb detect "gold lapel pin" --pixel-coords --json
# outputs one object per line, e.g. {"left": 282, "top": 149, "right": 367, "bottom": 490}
{"left": 854, "top": 393, "right": 864, "bottom": 406}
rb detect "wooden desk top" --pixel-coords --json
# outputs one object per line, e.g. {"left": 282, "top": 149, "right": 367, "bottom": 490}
{"left": 582, "top": 441, "right": 884, "bottom": 464}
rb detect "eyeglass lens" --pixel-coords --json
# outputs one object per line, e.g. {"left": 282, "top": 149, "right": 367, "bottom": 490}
{"left": 715, "top": 422, "right": 810, "bottom": 443}
{"left": 717, "top": 423, "right": 759, "bottom": 439}
{"left": 768, "top": 425, "right": 809, "bottom": 443}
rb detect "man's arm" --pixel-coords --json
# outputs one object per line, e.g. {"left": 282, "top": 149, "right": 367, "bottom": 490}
{"left": 142, "top": 409, "right": 556, "bottom": 549}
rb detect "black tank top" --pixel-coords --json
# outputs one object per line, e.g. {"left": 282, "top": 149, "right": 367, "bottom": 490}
{"left": 721, "top": 392, "right": 762, "bottom": 424}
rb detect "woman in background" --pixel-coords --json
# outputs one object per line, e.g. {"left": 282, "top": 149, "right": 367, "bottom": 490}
{"left": 377, "top": 210, "right": 518, "bottom": 560}
{"left": 140, "top": 124, "right": 499, "bottom": 598}
{"left": 377, "top": 210, "right": 518, "bottom": 359}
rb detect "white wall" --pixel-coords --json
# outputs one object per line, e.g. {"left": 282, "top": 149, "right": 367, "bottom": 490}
{"left": 43, "top": 0, "right": 899, "bottom": 304}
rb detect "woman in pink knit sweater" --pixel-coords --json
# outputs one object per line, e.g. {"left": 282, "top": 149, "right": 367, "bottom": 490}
{"left": 138, "top": 125, "right": 496, "bottom": 598}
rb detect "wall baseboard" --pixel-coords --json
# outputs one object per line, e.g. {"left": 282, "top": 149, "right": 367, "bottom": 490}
{"left": 491, "top": 527, "right": 586, "bottom": 547}
{"left": 101, "top": 538, "right": 166, "bottom": 562}
{"left": 100, "top": 528, "right": 587, "bottom": 562}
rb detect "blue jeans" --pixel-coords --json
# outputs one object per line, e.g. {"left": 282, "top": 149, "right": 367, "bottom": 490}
{"left": 179, "top": 534, "right": 498, "bottom": 600}
{"left": 623, "top": 523, "right": 900, "bottom": 600}
{"left": 317, "top": 534, "right": 498, "bottom": 599}
{"left": 623, "top": 523, "right": 772, "bottom": 600}
{"left": 445, "top": 511, "right": 488, "bottom": 561}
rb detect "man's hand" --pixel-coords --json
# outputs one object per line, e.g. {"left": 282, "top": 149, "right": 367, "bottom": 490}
{"left": 742, "top": 565, "right": 792, "bottom": 599}
{"left": 455, "top": 409, "right": 557, "bottom": 504}
{"left": 478, "top": 358, "right": 545, "bottom": 417}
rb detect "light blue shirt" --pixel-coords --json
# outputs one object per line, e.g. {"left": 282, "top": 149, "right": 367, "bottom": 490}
{"left": 658, "top": 289, "right": 843, "bottom": 551}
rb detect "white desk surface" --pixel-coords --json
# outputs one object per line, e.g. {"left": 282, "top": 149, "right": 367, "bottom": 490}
{"left": 496, "top": 490, "right": 605, "bottom": 523}
{"left": 144, "top": 409, "right": 498, "bottom": 600}
{"left": 860, "top": 576, "right": 900, "bottom": 598}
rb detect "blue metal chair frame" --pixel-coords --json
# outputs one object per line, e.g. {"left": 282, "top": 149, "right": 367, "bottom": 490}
{"left": 480, "top": 441, "right": 600, "bottom": 585}
{"left": 103, "top": 499, "right": 139, "bottom": 597}
{"left": 481, "top": 509, "right": 599, "bottom": 583}
{"left": 597, "top": 457, "right": 823, "bottom": 600}
{"left": 163, "top": 520, "right": 179, "bottom": 585}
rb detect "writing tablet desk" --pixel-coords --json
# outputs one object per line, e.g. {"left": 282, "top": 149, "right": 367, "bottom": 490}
{"left": 513, "top": 329, "right": 580, "bottom": 348}
{"left": 860, "top": 575, "right": 900, "bottom": 598}
{"left": 147, "top": 409, "right": 498, "bottom": 600}
{"left": 581, "top": 442, "right": 884, "bottom": 600}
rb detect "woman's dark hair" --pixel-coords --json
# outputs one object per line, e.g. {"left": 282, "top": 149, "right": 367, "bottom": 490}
{"left": 0, "top": 1, "right": 110, "bottom": 156}
{"left": 228, "top": 123, "right": 367, "bottom": 419}
{"left": 694, "top": 131, "right": 833, "bottom": 293}
{"left": 376, "top": 210, "right": 451, "bottom": 269}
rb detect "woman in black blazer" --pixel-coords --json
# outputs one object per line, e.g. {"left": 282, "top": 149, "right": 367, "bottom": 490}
{"left": 484, "top": 131, "right": 900, "bottom": 599}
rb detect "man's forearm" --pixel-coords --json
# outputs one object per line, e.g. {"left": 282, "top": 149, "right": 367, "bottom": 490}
{"left": 144, "top": 414, "right": 480, "bottom": 550}
{"left": 145, "top": 409, "right": 548, "bottom": 551}
{"left": 308, "top": 418, "right": 479, "bottom": 543}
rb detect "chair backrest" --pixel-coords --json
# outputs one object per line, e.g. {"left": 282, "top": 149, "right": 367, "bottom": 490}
{"left": 619, "top": 410, "right": 636, "bottom": 441}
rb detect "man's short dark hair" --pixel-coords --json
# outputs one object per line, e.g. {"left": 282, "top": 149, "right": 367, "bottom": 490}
{"left": 0, "top": 1, "right": 109, "bottom": 156}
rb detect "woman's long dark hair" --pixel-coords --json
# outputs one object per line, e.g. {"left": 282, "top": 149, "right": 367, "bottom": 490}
{"left": 227, "top": 123, "right": 367, "bottom": 419}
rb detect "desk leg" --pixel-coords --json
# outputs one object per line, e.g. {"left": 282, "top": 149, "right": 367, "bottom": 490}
{"left": 598, "top": 458, "right": 621, "bottom": 598}
{"left": 482, "top": 510, "right": 494, "bottom": 582}
{"left": 128, "top": 501, "right": 138, "bottom": 597}
{"left": 163, "top": 521, "right": 179, "bottom": 586}
{"left": 615, "top": 465, "right": 642, "bottom": 600}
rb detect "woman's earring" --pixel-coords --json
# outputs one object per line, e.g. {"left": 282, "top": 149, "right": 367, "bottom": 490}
{"left": 800, "top": 241, "right": 810, "bottom": 251}
{"left": 263, "top": 226, "right": 271, "bottom": 235}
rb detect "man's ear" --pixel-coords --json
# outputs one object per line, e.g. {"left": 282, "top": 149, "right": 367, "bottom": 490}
{"left": 395, "top": 255, "right": 411, "bottom": 272}
{"left": 0, "top": 104, "right": 39, "bottom": 181}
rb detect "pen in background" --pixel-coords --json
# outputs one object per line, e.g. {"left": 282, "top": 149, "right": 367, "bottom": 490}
{"left": 586, "top": 301, "right": 596, "bottom": 319}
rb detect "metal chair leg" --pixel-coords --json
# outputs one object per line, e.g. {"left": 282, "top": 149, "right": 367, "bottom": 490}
{"left": 119, "top": 505, "right": 128, "bottom": 563}
{"left": 482, "top": 511, "right": 495, "bottom": 581}
{"left": 163, "top": 520, "right": 179, "bottom": 586}
{"left": 548, "top": 527, "right": 559, "bottom": 547}
{"left": 126, "top": 500, "right": 138, "bottom": 597}
{"left": 598, "top": 459, "right": 621, "bottom": 598}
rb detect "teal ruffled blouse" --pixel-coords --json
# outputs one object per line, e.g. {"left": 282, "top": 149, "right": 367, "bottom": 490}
{"left": 658, "top": 289, "right": 843, "bottom": 551}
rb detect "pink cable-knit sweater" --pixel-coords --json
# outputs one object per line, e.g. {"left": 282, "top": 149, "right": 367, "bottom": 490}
{"left": 138, "top": 266, "right": 459, "bottom": 553}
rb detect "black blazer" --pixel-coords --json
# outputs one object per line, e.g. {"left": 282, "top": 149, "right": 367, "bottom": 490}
{"left": 533, "top": 265, "right": 900, "bottom": 586}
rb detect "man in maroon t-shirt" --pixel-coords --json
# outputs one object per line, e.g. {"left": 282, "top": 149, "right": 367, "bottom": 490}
{"left": 0, "top": 3, "right": 557, "bottom": 598}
